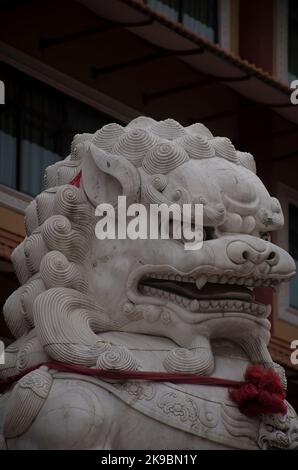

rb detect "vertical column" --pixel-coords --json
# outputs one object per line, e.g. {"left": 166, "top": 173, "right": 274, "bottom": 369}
{"left": 239, "top": 0, "right": 275, "bottom": 74}
{"left": 238, "top": 100, "right": 274, "bottom": 318}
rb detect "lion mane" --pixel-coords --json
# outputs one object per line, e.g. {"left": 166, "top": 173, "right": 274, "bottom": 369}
{"left": 0, "top": 116, "right": 274, "bottom": 378}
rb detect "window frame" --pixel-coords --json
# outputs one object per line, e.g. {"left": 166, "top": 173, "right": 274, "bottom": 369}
{"left": 0, "top": 41, "right": 140, "bottom": 207}
{"left": 276, "top": 182, "right": 298, "bottom": 326}
{"left": 275, "top": 0, "right": 298, "bottom": 84}
{"left": 0, "top": 60, "right": 117, "bottom": 197}
{"left": 144, "top": 0, "right": 232, "bottom": 50}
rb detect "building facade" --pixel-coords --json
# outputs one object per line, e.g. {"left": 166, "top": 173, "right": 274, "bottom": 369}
{"left": 0, "top": 0, "right": 298, "bottom": 406}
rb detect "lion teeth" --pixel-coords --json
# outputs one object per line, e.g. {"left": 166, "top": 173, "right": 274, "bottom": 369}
{"left": 190, "top": 299, "right": 199, "bottom": 312}
{"left": 140, "top": 285, "right": 270, "bottom": 317}
{"left": 196, "top": 275, "right": 208, "bottom": 290}
{"left": 143, "top": 272, "right": 284, "bottom": 290}
{"left": 258, "top": 305, "right": 266, "bottom": 314}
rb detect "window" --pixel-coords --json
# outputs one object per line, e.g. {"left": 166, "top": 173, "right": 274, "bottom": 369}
{"left": 289, "top": 204, "right": 298, "bottom": 309}
{"left": 276, "top": 184, "right": 298, "bottom": 326}
{"left": 0, "top": 61, "right": 113, "bottom": 197}
{"left": 289, "top": 0, "right": 298, "bottom": 81}
{"left": 145, "top": 0, "right": 218, "bottom": 42}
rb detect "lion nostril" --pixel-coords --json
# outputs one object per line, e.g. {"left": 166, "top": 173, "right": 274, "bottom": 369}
{"left": 267, "top": 251, "right": 276, "bottom": 260}
{"left": 242, "top": 251, "right": 249, "bottom": 260}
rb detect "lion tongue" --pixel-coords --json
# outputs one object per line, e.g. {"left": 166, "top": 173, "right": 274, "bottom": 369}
{"left": 141, "top": 279, "right": 254, "bottom": 302}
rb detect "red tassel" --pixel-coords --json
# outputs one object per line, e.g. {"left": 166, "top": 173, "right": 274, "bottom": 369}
{"left": 229, "top": 364, "right": 287, "bottom": 417}
{"left": 69, "top": 170, "right": 82, "bottom": 188}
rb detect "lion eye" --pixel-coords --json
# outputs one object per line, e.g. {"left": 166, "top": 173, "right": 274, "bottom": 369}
{"left": 260, "top": 232, "right": 271, "bottom": 242}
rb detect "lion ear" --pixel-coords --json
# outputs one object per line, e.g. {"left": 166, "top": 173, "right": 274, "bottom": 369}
{"left": 79, "top": 142, "right": 141, "bottom": 208}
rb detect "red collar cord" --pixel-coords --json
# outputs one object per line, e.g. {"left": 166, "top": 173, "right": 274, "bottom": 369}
{"left": 0, "top": 362, "right": 286, "bottom": 418}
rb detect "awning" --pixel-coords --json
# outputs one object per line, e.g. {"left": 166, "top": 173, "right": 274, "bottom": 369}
{"left": 78, "top": 0, "right": 298, "bottom": 126}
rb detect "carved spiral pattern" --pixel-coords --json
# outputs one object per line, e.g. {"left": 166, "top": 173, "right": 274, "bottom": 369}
{"left": 126, "top": 116, "right": 156, "bottom": 129}
{"left": 41, "top": 215, "right": 88, "bottom": 262}
{"left": 70, "top": 133, "right": 92, "bottom": 161}
{"left": 42, "top": 215, "right": 71, "bottom": 244}
{"left": 56, "top": 163, "right": 80, "bottom": 186}
{"left": 24, "top": 233, "right": 48, "bottom": 274}
{"left": 96, "top": 345, "right": 139, "bottom": 371}
{"left": 210, "top": 137, "right": 239, "bottom": 164}
{"left": 35, "top": 189, "right": 57, "bottom": 225}
{"left": 186, "top": 123, "right": 213, "bottom": 139}
{"left": 178, "top": 134, "right": 215, "bottom": 159}
{"left": 3, "top": 368, "right": 53, "bottom": 439}
{"left": 150, "top": 119, "right": 186, "bottom": 140}
{"left": 20, "top": 279, "right": 45, "bottom": 328}
{"left": 151, "top": 174, "right": 168, "bottom": 191}
{"left": 3, "top": 285, "right": 28, "bottom": 338}
{"left": 33, "top": 288, "right": 117, "bottom": 365}
{"left": 16, "top": 337, "right": 49, "bottom": 372}
{"left": 237, "top": 151, "right": 256, "bottom": 173}
{"left": 55, "top": 184, "right": 85, "bottom": 210}
{"left": 44, "top": 161, "right": 80, "bottom": 189}
{"left": 11, "top": 243, "right": 30, "bottom": 285}
{"left": 54, "top": 185, "right": 90, "bottom": 224}
{"left": 40, "top": 251, "right": 87, "bottom": 292}
{"left": 199, "top": 403, "right": 219, "bottom": 428}
{"left": 163, "top": 347, "right": 214, "bottom": 375}
{"left": 25, "top": 199, "right": 39, "bottom": 236}
{"left": 113, "top": 128, "right": 158, "bottom": 166}
{"left": 93, "top": 123, "right": 124, "bottom": 151}
{"left": 142, "top": 142, "right": 189, "bottom": 174}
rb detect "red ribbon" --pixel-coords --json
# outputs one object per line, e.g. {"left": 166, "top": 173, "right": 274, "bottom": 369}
{"left": 0, "top": 362, "right": 286, "bottom": 417}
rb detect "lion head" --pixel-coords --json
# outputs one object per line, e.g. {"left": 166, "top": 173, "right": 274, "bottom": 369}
{"left": 0, "top": 117, "right": 295, "bottom": 378}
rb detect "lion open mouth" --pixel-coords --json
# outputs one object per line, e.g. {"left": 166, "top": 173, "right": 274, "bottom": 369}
{"left": 138, "top": 274, "right": 275, "bottom": 317}
{"left": 141, "top": 278, "right": 254, "bottom": 301}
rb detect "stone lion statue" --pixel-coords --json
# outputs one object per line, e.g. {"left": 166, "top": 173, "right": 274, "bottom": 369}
{"left": 0, "top": 117, "right": 298, "bottom": 450}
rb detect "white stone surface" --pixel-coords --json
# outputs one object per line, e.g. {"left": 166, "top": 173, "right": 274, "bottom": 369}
{"left": 0, "top": 117, "right": 298, "bottom": 449}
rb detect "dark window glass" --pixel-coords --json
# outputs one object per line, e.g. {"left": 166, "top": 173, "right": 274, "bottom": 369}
{"left": 145, "top": 0, "right": 218, "bottom": 42}
{"left": 0, "top": 61, "right": 114, "bottom": 196}
{"left": 289, "top": 204, "right": 298, "bottom": 308}
{"left": 146, "top": 0, "right": 179, "bottom": 21}
{"left": 289, "top": 0, "right": 298, "bottom": 81}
